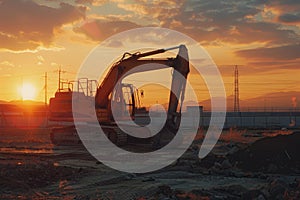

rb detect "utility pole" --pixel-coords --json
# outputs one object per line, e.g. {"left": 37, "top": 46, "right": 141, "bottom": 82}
{"left": 43, "top": 72, "right": 48, "bottom": 126}
{"left": 44, "top": 72, "right": 47, "bottom": 105}
{"left": 234, "top": 65, "right": 240, "bottom": 112}
{"left": 57, "top": 66, "right": 66, "bottom": 92}
{"left": 58, "top": 66, "right": 61, "bottom": 92}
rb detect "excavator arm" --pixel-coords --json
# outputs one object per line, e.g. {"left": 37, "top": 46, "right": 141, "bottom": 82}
{"left": 95, "top": 45, "right": 189, "bottom": 131}
{"left": 166, "top": 45, "right": 189, "bottom": 131}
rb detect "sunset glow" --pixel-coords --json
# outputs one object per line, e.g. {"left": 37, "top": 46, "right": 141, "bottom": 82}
{"left": 19, "top": 83, "right": 36, "bottom": 100}
{"left": 0, "top": 0, "right": 299, "bottom": 110}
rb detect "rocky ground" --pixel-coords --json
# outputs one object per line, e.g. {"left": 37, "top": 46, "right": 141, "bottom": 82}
{"left": 0, "top": 128, "right": 299, "bottom": 199}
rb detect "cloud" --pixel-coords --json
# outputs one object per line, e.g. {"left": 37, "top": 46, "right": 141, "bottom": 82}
{"left": 179, "top": 1, "right": 299, "bottom": 45}
{"left": 0, "top": 61, "right": 16, "bottom": 74}
{"left": 72, "top": 0, "right": 299, "bottom": 49}
{"left": 235, "top": 44, "right": 300, "bottom": 60}
{"left": 0, "top": 0, "right": 86, "bottom": 51}
{"left": 0, "top": 61, "right": 15, "bottom": 68}
{"left": 102, "top": 39, "right": 124, "bottom": 48}
{"left": 75, "top": 19, "right": 140, "bottom": 41}
{"left": 51, "top": 62, "right": 59, "bottom": 67}
{"left": 110, "top": 0, "right": 300, "bottom": 46}
{"left": 247, "top": 61, "right": 300, "bottom": 67}
{"left": 264, "top": 0, "right": 300, "bottom": 24}
{"left": 37, "top": 55, "right": 45, "bottom": 65}
{"left": 244, "top": 62, "right": 300, "bottom": 74}
{"left": 267, "top": 0, "right": 300, "bottom": 12}
{"left": 117, "top": 0, "right": 179, "bottom": 17}
{"left": 75, "top": 0, "right": 107, "bottom": 6}
{"left": 278, "top": 13, "right": 300, "bottom": 23}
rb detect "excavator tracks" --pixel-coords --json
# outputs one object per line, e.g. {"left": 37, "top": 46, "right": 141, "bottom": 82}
{"left": 50, "top": 125, "right": 128, "bottom": 147}
{"left": 50, "top": 126, "right": 81, "bottom": 145}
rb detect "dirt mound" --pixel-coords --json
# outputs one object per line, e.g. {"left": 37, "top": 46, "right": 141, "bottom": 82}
{"left": 230, "top": 132, "right": 300, "bottom": 173}
{"left": 0, "top": 162, "right": 87, "bottom": 197}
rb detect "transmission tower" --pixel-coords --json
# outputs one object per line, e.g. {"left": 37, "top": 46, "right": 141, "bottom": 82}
{"left": 234, "top": 65, "right": 240, "bottom": 112}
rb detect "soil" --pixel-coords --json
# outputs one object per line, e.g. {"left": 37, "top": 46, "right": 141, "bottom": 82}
{"left": 0, "top": 128, "right": 300, "bottom": 199}
{"left": 229, "top": 132, "right": 300, "bottom": 173}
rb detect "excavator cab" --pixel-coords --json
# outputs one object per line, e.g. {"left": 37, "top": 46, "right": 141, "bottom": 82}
{"left": 110, "top": 83, "right": 146, "bottom": 120}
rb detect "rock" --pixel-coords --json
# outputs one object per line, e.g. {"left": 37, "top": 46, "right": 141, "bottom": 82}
{"left": 256, "top": 194, "right": 266, "bottom": 200}
{"left": 213, "top": 162, "right": 222, "bottom": 169}
{"left": 158, "top": 185, "right": 173, "bottom": 197}
{"left": 210, "top": 162, "right": 222, "bottom": 173}
{"left": 221, "top": 184, "right": 248, "bottom": 196}
{"left": 232, "top": 169, "right": 245, "bottom": 178}
{"left": 228, "top": 146, "right": 240, "bottom": 155}
{"left": 125, "top": 173, "right": 137, "bottom": 180}
{"left": 289, "top": 178, "right": 300, "bottom": 188}
{"left": 260, "top": 188, "right": 271, "bottom": 199}
{"left": 258, "top": 173, "right": 268, "bottom": 180}
{"left": 189, "top": 144, "right": 200, "bottom": 152}
{"left": 241, "top": 189, "right": 264, "bottom": 200}
{"left": 269, "top": 179, "right": 287, "bottom": 199}
{"left": 188, "top": 189, "right": 212, "bottom": 199}
{"left": 221, "top": 159, "right": 232, "bottom": 169}
{"left": 142, "top": 177, "right": 155, "bottom": 182}
{"left": 267, "top": 163, "right": 278, "bottom": 173}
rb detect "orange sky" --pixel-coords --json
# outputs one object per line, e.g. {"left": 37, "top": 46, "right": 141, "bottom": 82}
{"left": 0, "top": 0, "right": 299, "bottom": 109}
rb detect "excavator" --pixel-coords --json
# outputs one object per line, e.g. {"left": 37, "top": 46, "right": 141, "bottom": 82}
{"left": 49, "top": 44, "right": 189, "bottom": 148}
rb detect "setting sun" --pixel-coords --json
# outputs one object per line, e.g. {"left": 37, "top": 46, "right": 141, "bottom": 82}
{"left": 19, "top": 83, "right": 36, "bottom": 100}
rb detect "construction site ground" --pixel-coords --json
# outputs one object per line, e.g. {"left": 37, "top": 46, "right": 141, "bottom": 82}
{"left": 0, "top": 128, "right": 300, "bottom": 199}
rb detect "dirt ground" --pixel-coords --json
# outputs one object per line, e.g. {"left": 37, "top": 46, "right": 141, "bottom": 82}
{"left": 0, "top": 128, "right": 300, "bottom": 199}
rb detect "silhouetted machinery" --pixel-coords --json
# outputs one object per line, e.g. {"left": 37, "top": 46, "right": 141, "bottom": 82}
{"left": 49, "top": 45, "right": 189, "bottom": 147}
